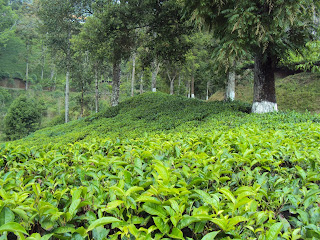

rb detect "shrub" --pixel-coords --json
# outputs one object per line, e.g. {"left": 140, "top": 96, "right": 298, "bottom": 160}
{"left": 0, "top": 70, "right": 10, "bottom": 79}
{"left": 12, "top": 71, "right": 23, "bottom": 79}
{"left": 4, "top": 96, "right": 45, "bottom": 140}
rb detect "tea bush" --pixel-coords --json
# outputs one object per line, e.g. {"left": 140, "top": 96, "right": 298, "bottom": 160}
{"left": 0, "top": 93, "right": 319, "bottom": 239}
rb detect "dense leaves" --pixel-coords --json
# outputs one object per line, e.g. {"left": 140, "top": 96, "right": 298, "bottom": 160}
{"left": 1, "top": 93, "right": 320, "bottom": 239}
{"left": 3, "top": 95, "right": 44, "bottom": 140}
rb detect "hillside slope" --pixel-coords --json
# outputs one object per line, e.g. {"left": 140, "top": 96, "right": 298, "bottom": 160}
{"left": 4, "top": 92, "right": 319, "bottom": 148}
{"left": 1, "top": 92, "right": 320, "bottom": 239}
{"left": 209, "top": 72, "right": 320, "bottom": 113}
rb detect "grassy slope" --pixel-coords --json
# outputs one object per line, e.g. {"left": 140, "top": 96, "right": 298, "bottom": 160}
{"left": 209, "top": 72, "right": 320, "bottom": 113}
{"left": 4, "top": 92, "right": 319, "bottom": 148}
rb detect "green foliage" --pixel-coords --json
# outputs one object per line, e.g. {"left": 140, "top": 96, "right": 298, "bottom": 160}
{"left": 0, "top": 88, "right": 10, "bottom": 106}
{"left": 0, "top": 93, "right": 319, "bottom": 238}
{"left": 282, "top": 41, "right": 320, "bottom": 73}
{"left": 0, "top": 0, "right": 17, "bottom": 49}
{"left": 186, "top": 0, "right": 319, "bottom": 58}
{"left": 4, "top": 95, "right": 44, "bottom": 140}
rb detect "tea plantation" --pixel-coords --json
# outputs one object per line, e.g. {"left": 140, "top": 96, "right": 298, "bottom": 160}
{"left": 0, "top": 93, "right": 320, "bottom": 240}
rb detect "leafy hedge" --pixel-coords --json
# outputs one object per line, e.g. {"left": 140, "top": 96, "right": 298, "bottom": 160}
{"left": 0, "top": 93, "right": 319, "bottom": 239}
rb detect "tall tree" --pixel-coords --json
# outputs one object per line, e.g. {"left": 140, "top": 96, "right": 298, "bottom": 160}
{"left": 38, "top": 0, "right": 87, "bottom": 122}
{"left": 186, "top": 0, "right": 320, "bottom": 113}
{"left": 78, "top": 0, "right": 147, "bottom": 106}
{"left": 146, "top": 0, "right": 193, "bottom": 93}
{"left": 16, "top": 2, "right": 39, "bottom": 90}
{"left": 0, "top": 0, "right": 17, "bottom": 50}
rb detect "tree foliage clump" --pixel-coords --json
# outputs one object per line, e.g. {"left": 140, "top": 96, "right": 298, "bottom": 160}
{"left": 186, "top": 0, "right": 320, "bottom": 112}
{"left": 4, "top": 95, "right": 44, "bottom": 140}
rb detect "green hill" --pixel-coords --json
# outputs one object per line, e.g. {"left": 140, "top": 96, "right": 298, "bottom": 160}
{"left": 1, "top": 92, "right": 320, "bottom": 239}
{"left": 209, "top": 72, "right": 320, "bottom": 113}
{"left": 5, "top": 92, "right": 319, "bottom": 149}
{"left": 7, "top": 92, "right": 251, "bottom": 147}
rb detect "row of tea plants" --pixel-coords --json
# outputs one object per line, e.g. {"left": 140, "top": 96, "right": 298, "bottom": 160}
{"left": 1, "top": 119, "right": 319, "bottom": 239}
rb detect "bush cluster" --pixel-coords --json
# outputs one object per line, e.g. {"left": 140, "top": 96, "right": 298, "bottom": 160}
{"left": 4, "top": 96, "right": 45, "bottom": 140}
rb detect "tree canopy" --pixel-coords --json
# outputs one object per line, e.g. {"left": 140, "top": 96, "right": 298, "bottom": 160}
{"left": 186, "top": 0, "right": 320, "bottom": 113}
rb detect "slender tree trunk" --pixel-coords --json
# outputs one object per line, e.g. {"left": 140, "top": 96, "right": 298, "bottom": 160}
{"left": 65, "top": 31, "right": 71, "bottom": 123}
{"left": 252, "top": 53, "right": 277, "bottom": 113}
{"left": 187, "top": 80, "right": 191, "bottom": 98}
{"left": 151, "top": 58, "right": 160, "bottom": 92}
{"left": 178, "top": 74, "right": 181, "bottom": 95}
{"left": 65, "top": 69, "right": 70, "bottom": 123}
{"left": 80, "top": 84, "right": 84, "bottom": 118}
{"left": 25, "top": 59, "right": 29, "bottom": 90}
{"left": 95, "top": 67, "right": 99, "bottom": 113}
{"left": 167, "top": 69, "right": 177, "bottom": 95}
{"left": 50, "top": 62, "right": 55, "bottom": 90}
{"left": 25, "top": 42, "right": 29, "bottom": 90}
{"left": 191, "top": 72, "right": 195, "bottom": 98}
{"left": 206, "top": 81, "right": 210, "bottom": 100}
{"left": 111, "top": 59, "right": 121, "bottom": 106}
{"left": 225, "top": 66, "right": 236, "bottom": 101}
{"left": 131, "top": 52, "right": 136, "bottom": 97}
{"left": 140, "top": 72, "right": 144, "bottom": 94}
{"left": 41, "top": 42, "right": 45, "bottom": 83}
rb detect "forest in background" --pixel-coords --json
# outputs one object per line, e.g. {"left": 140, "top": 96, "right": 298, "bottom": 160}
{"left": 0, "top": 0, "right": 319, "bottom": 141}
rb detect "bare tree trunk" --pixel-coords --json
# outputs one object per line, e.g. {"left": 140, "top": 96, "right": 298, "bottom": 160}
{"left": 65, "top": 70, "right": 70, "bottom": 123}
{"left": 111, "top": 59, "right": 121, "bottom": 106}
{"left": 25, "top": 59, "right": 29, "bottom": 90}
{"left": 140, "top": 72, "right": 144, "bottom": 94}
{"left": 225, "top": 66, "right": 236, "bottom": 101}
{"left": 65, "top": 31, "right": 71, "bottom": 123}
{"left": 187, "top": 80, "right": 191, "bottom": 98}
{"left": 252, "top": 52, "right": 277, "bottom": 113}
{"left": 206, "top": 81, "right": 210, "bottom": 100}
{"left": 131, "top": 52, "right": 136, "bottom": 97}
{"left": 191, "top": 72, "right": 195, "bottom": 98}
{"left": 151, "top": 58, "right": 160, "bottom": 92}
{"left": 95, "top": 67, "right": 99, "bottom": 113}
{"left": 177, "top": 73, "right": 181, "bottom": 95}
{"left": 41, "top": 42, "right": 45, "bottom": 83}
{"left": 167, "top": 69, "right": 177, "bottom": 95}
{"left": 80, "top": 84, "right": 84, "bottom": 118}
{"left": 25, "top": 42, "right": 29, "bottom": 90}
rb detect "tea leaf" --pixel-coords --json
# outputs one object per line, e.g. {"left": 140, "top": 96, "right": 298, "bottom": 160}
{"left": 0, "top": 222, "right": 28, "bottom": 234}
{"left": 201, "top": 231, "right": 220, "bottom": 240}
{"left": 86, "top": 217, "right": 122, "bottom": 232}
{"left": 266, "top": 222, "right": 283, "bottom": 240}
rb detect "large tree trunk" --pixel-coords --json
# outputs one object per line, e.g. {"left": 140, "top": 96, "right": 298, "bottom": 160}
{"left": 151, "top": 58, "right": 160, "bottom": 92}
{"left": 95, "top": 67, "right": 99, "bottom": 113}
{"left": 252, "top": 53, "right": 277, "bottom": 113}
{"left": 225, "top": 67, "right": 235, "bottom": 101}
{"left": 65, "top": 70, "right": 70, "bottom": 123}
{"left": 111, "top": 59, "right": 121, "bottom": 106}
{"left": 131, "top": 52, "right": 136, "bottom": 97}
